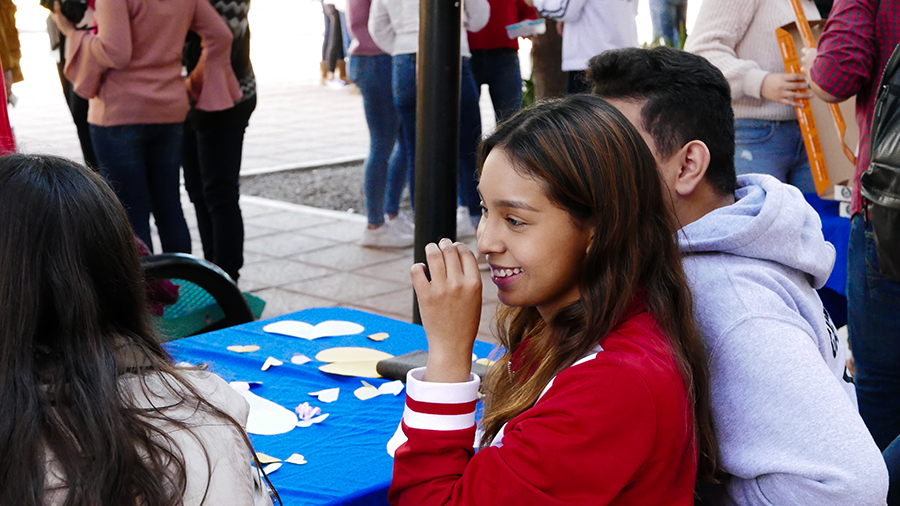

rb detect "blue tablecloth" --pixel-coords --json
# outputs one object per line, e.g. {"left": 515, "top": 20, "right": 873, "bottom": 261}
{"left": 163, "top": 307, "right": 496, "bottom": 506}
{"left": 805, "top": 195, "right": 851, "bottom": 327}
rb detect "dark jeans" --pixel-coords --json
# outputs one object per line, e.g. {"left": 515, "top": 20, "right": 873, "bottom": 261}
{"left": 349, "top": 54, "right": 407, "bottom": 225}
{"left": 393, "top": 53, "right": 482, "bottom": 217}
{"left": 90, "top": 122, "right": 191, "bottom": 253}
{"left": 182, "top": 96, "right": 255, "bottom": 280}
{"left": 848, "top": 214, "right": 900, "bottom": 451}
{"left": 470, "top": 48, "right": 523, "bottom": 124}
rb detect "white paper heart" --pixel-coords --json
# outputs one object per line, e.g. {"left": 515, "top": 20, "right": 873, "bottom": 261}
{"left": 285, "top": 453, "right": 307, "bottom": 465}
{"left": 263, "top": 320, "right": 365, "bottom": 340}
{"left": 354, "top": 384, "right": 381, "bottom": 401}
{"left": 230, "top": 382, "right": 297, "bottom": 435}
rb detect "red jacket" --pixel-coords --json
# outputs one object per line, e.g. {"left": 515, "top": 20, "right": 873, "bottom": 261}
{"left": 389, "top": 307, "right": 698, "bottom": 506}
{"left": 467, "top": 0, "right": 538, "bottom": 51}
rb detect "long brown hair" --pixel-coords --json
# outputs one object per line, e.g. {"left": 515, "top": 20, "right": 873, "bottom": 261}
{"left": 0, "top": 154, "right": 268, "bottom": 505}
{"left": 476, "top": 95, "right": 718, "bottom": 482}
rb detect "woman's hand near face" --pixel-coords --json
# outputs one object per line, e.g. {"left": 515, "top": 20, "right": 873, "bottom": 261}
{"left": 411, "top": 238, "right": 483, "bottom": 383}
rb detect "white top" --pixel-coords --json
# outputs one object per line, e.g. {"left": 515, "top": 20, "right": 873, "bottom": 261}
{"left": 531, "top": 0, "right": 638, "bottom": 72}
{"left": 368, "top": 0, "right": 490, "bottom": 58}
{"left": 684, "top": 0, "right": 821, "bottom": 121}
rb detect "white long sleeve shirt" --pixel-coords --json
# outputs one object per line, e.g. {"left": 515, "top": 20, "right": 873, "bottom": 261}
{"left": 531, "top": 0, "right": 638, "bottom": 71}
{"left": 368, "top": 0, "right": 489, "bottom": 57}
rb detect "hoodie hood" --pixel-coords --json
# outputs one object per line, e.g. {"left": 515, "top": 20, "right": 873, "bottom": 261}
{"left": 678, "top": 174, "right": 835, "bottom": 288}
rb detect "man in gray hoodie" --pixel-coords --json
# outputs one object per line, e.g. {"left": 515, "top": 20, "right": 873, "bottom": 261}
{"left": 587, "top": 46, "right": 888, "bottom": 505}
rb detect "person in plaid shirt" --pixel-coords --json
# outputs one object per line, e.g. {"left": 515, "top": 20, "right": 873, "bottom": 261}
{"left": 803, "top": 1, "right": 900, "bottom": 503}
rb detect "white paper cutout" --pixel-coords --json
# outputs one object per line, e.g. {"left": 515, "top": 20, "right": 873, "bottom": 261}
{"left": 367, "top": 332, "right": 389, "bottom": 341}
{"left": 290, "top": 353, "right": 312, "bottom": 365}
{"left": 227, "top": 344, "right": 260, "bottom": 353}
{"left": 263, "top": 320, "right": 365, "bottom": 340}
{"left": 285, "top": 453, "right": 308, "bottom": 465}
{"left": 354, "top": 382, "right": 381, "bottom": 400}
{"left": 230, "top": 382, "right": 297, "bottom": 435}
{"left": 296, "top": 413, "right": 330, "bottom": 428}
{"left": 255, "top": 452, "right": 281, "bottom": 464}
{"left": 378, "top": 380, "right": 404, "bottom": 396}
{"left": 261, "top": 356, "right": 283, "bottom": 371}
{"left": 315, "top": 347, "right": 393, "bottom": 363}
{"left": 262, "top": 463, "right": 282, "bottom": 475}
{"left": 308, "top": 388, "right": 340, "bottom": 403}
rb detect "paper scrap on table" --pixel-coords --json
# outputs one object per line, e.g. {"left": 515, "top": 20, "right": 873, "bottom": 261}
{"left": 378, "top": 380, "right": 404, "bottom": 396}
{"left": 367, "top": 332, "right": 389, "bottom": 342}
{"left": 285, "top": 453, "right": 308, "bottom": 465}
{"left": 296, "top": 413, "right": 329, "bottom": 428}
{"left": 255, "top": 452, "right": 281, "bottom": 465}
{"left": 261, "top": 356, "right": 283, "bottom": 371}
{"left": 290, "top": 353, "right": 312, "bottom": 365}
{"left": 295, "top": 402, "right": 321, "bottom": 420}
{"left": 475, "top": 358, "right": 495, "bottom": 367}
{"left": 309, "top": 387, "right": 339, "bottom": 403}
{"left": 262, "top": 320, "right": 365, "bottom": 340}
{"left": 354, "top": 381, "right": 381, "bottom": 401}
{"left": 354, "top": 380, "right": 404, "bottom": 400}
{"left": 316, "top": 347, "right": 394, "bottom": 378}
{"left": 262, "top": 463, "right": 282, "bottom": 475}
{"left": 230, "top": 382, "right": 298, "bottom": 435}
{"left": 227, "top": 344, "right": 260, "bottom": 353}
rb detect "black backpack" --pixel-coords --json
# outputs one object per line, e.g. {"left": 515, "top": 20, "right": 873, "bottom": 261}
{"left": 860, "top": 43, "right": 900, "bottom": 281}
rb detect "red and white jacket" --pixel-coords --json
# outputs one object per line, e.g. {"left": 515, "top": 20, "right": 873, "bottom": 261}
{"left": 388, "top": 307, "right": 698, "bottom": 505}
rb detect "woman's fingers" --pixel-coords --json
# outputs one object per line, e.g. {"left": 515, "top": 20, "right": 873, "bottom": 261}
{"left": 423, "top": 241, "right": 447, "bottom": 284}
{"left": 440, "top": 238, "right": 463, "bottom": 279}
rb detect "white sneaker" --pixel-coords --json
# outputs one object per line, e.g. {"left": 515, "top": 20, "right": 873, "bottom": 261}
{"left": 456, "top": 206, "right": 476, "bottom": 238}
{"left": 385, "top": 213, "right": 415, "bottom": 236}
{"left": 360, "top": 224, "right": 414, "bottom": 248}
{"left": 326, "top": 77, "right": 348, "bottom": 89}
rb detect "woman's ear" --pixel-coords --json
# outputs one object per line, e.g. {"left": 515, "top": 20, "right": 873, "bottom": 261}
{"left": 673, "top": 140, "right": 711, "bottom": 198}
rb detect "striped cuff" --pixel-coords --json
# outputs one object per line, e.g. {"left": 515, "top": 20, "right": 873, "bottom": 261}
{"left": 402, "top": 367, "right": 480, "bottom": 431}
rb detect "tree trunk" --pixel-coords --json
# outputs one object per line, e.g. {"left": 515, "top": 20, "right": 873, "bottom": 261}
{"left": 530, "top": 19, "right": 567, "bottom": 99}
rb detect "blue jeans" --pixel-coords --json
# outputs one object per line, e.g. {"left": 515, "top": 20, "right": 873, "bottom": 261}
{"left": 470, "top": 48, "right": 523, "bottom": 124}
{"left": 734, "top": 119, "right": 816, "bottom": 194}
{"left": 848, "top": 214, "right": 900, "bottom": 452}
{"left": 649, "top": 0, "right": 687, "bottom": 47}
{"left": 393, "top": 54, "right": 482, "bottom": 218}
{"left": 349, "top": 54, "right": 407, "bottom": 225}
{"left": 886, "top": 435, "right": 900, "bottom": 506}
{"left": 90, "top": 123, "right": 191, "bottom": 253}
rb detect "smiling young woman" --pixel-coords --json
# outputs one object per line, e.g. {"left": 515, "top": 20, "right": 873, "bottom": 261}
{"left": 388, "top": 94, "right": 719, "bottom": 506}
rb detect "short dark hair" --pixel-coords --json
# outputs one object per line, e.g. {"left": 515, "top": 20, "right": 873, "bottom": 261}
{"left": 587, "top": 46, "right": 736, "bottom": 196}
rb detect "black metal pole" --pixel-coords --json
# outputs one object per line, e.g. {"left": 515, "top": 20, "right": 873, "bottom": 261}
{"left": 412, "top": 0, "right": 463, "bottom": 324}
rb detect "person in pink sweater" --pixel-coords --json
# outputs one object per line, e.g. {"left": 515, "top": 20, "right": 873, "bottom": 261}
{"left": 51, "top": 0, "right": 240, "bottom": 253}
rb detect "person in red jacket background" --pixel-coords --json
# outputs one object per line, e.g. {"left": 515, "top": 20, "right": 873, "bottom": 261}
{"left": 468, "top": 0, "right": 537, "bottom": 124}
{"left": 388, "top": 94, "right": 718, "bottom": 505}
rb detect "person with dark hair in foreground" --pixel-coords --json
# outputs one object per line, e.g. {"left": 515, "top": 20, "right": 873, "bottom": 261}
{"left": 588, "top": 46, "right": 888, "bottom": 505}
{"left": 0, "top": 154, "right": 273, "bottom": 506}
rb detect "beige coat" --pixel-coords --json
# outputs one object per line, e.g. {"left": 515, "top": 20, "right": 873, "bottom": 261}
{"left": 43, "top": 369, "right": 273, "bottom": 506}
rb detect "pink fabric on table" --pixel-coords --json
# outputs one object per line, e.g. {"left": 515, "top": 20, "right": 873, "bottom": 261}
{"left": 64, "top": 0, "right": 241, "bottom": 127}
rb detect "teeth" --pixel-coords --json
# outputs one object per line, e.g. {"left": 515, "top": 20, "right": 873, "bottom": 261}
{"left": 492, "top": 268, "right": 522, "bottom": 278}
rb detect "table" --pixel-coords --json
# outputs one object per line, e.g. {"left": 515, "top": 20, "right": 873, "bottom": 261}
{"left": 805, "top": 195, "right": 851, "bottom": 327}
{"left": 163, "top": 307, "right": 497, "bottom": 506}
